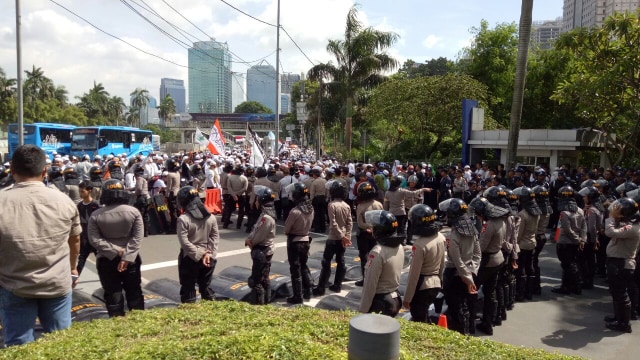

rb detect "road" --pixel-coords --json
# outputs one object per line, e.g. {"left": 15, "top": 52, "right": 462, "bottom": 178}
{"left": 76, "top": 215, "right": 639, "bottom": 360}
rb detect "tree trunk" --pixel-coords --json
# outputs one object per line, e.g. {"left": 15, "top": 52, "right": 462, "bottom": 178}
{"left": 345, "top": 96, "right": 353, "bottom": 155}
{"left": 506, "top": 0, "right": 534, "bottom": 168}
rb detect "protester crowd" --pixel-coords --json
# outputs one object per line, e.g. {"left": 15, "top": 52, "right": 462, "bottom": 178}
{"left": 2, "top": 143, "right": 640, "bottom": 347}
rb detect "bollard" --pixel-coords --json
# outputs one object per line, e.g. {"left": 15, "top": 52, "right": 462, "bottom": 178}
{"left": 348, "top": 313, "right": 400, "bottom": 360}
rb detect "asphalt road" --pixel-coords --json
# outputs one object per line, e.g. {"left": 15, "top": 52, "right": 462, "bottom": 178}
{"left": 76, "top": 214, "right": 640, "bottom": 360}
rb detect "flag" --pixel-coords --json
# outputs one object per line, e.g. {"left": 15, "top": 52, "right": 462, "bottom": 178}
{"left": 194, "top": 127, "right": 216, "bottom": 153}
{"left": 247, "top": 125, "right": 265, "bottom": 167}
{"left": 207, "top": 119, "right": 225, "bottom": 155}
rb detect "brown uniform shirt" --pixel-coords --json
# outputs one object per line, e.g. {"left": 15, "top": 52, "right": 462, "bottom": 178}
{"left": 445, "top": 228, "right": 481, "bottom": 285}
{"left": 356, "top": 199, "right": 384, "bottom": 230}
{"left": 404, "top": 233, "right": 446, "bottom": 304}
{"left": 177, "top": 214, "right": 219, "bottom": 261}
{"left": 165, "top": 171, "right": 181, "bottom": 197}
{"left": 517, "top": 210, "right": 539, "bottom": 251}
{"left": 384, "top": 188, "right": 422, "bottom": 216}
{"left": 310, "top": 177, "right": 327, "bottom": 199}
{"left": 605, "top": 218, "right": 640, "bottom": 269}
{"left": 479, "top": 218, "right": 507, "bottom": 267}
{"left": 557, "top": 209, "right": 587, "bottom": 245}
{"left": 247, "top": 210, "right": 276, "bottom": 252}
{"left": 134, "top": 176, "right": 150, "bottom": 199}
{"left": 284, "top": 202, "right": 314, "bottom": 242}
{"left": 228, "top": 174, "right": 248, "bottom": 196}
{"left": 328, "top": 200, "right": 352, "bottom": 241}
{"left": 359, "top": 244, "right": 404, "bottom": 313}
{"left": 88, "top": 204, "right": 144, "bottom": 262}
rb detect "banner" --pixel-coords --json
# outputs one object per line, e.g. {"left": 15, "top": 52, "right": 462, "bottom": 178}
{"left": 247, "top": 125, "right": 265, "bottom": 167}
{"left": 195, "top": 127, "right": 215, "bottom": 153}
{"left": 208, "top": 119, "right": 225, "bottom": 155}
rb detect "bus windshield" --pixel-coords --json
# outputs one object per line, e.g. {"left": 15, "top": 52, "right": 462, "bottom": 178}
{"left": 72, "top": 128, "right": 99, "bottom": 150}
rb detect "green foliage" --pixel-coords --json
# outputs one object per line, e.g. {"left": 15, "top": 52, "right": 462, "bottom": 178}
{"left": 0, "top": 301, "right": 578, "bottom": 360}
{"left": 367, "top": 74, "right": 493, "bottom": 161}
{"left": 158, "top": 94, "right": 176, "bottom": 126}
{"left": 234, "top": 101, "right": 273, "bottom": 114}
{"left": 397, "top": 57, "right": 453, "bottom": 79}
{"left": 143, "top": 124, "right": 180, "bottom": 143}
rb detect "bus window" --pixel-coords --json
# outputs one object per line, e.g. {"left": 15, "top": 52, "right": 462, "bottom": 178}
{"left": 8, "top": 124, "right": 36, "bottom": 135}
{"left": 72, "top": 128, "right": 99, "bottom": 150}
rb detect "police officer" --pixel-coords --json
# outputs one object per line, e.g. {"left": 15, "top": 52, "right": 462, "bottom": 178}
{"left": 603, "top": 198, "right": 640, "bottom": 333}
{"left": 313, "top": 181, "right": 352, "bottom": 296}
{"left": 468, "top": 197, "right": 510, "bottom": 335}
{"left": 133, "top": 164, "right": 151, "bottom": 237}
{"left": 551, "top": 185, "right": 587, "bottom": 295}
{"left": 191, "top": 163, "right": 206, "bottom": 202}
{"left": 88, "top": 165, "right": 104, "bottom": 203}
{"left": 355, "top": 181, "right": 384, "bottom": 286}
{"left": 503, "top": 189, "right": 521, "bottom": 313}
{"left": 533, "top": 185, "right": 553, "bottom": 295}
{"left": 439, "top": 198, "right": 480, "bottom": 335}
{"left": 514, "top": 186, "right": 541, "bottom": 301}
{"left": 0, "top": 165, "right": 14, "bottom": 190}
{"left": 310, "top": 167, "right": 328, "bottom": 233}
{"left": 403, "top": 204, "right": 446, "bottom": 323}
{"left": 283, "top": 183, "right": 314, "bottom": 304}
{"left": 245, "top": 185, "right": 276, "bottom": 305}
{"left": 359, "top": 210, "right": 405, "bottom": 317}
{"left": 243, "top": 165, "right": 257, "bottom": 233}
{"left": 220, "top": 162, "right": 234, "bottom": 228}
{"left": 88, "top": 179, "right": 144, "bottom": 317}
{"left": 228, "top": 165, "right": 248, "bottom": 230}
{"left": 578, "top": 186, "right": 604, "bottom": 290}
{"left": 176, "top": 186, "right": 219, "bottom": 303}
{"left": 63, "top": 167, "right": 81, "bottom": 204}
{"left": 165, "top": 158, "right": 181, "bottom": 234}
{"left": 107, "top": 160, "right": 124, "bottom": 180}
{"left": 48, "top": 166, "right": 68, "bottom": 194}
{"left": 251, "top": 167, "right": 271, "bottom": 231}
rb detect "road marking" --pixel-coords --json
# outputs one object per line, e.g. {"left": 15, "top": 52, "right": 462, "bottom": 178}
{"left": 140, "top": 242, "right": 289, "bottom": 271}
{"left": 540, "top": 275, "right": 609, "bottom": 291}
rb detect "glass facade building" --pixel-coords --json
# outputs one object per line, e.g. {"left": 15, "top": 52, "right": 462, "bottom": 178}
{"left": 160, "top": 78, "right": 186, "bottom": 113}
{"left": 247, "top": 64, "right": 277, "bottom": 113}
{"left": 188, "top": 40, "right": 232, "bottom": 113}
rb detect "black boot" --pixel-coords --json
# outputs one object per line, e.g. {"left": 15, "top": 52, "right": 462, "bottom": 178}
{"left": 180, "top": 289, "right": 197, "bottom": 304}
{"left": 329, "top": 266, "right": 346, "bottom": 292}
{"left": 106, "top": 303, "right": 125, "bottom": 318}
{"left": 264, "top": 283, "right": 272, "bottom": 304}
{"left": 287, "top": 277, "right": 303, "bottom": 304}
{"left": 250, "top": 287, "right": 266, "bottom": 305}
{"left": 515, "top": 275, "right": 526, "bottom": 302}
{"left": 313, "top": 267, "right": 331, "bottom": 296}
{"left": 606, "top": 302, "right": 632, "bottom": 333}
{"left": 507, "top": 276, "right": 516, "bottom": 310}
{"left": 525, "top": 276, "right": 536, "bottom": 301}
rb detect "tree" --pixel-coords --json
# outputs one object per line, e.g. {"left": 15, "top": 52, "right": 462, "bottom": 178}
{"left": 397, "top": 57, "right": 453, "bottom": 79}
{"left": 107, "top": 96, "right": 126, "bottom": 125}
{"left": 459, "top": 20, "right": 519, "bottom": 126}
{"left": 308, "top": 5, "right": 399, "bottom": 153}
{"left": 23, "top": 65, "right": 55, "bottom": 104}
{"left": 158, "top": 94, "right": 176, "bottom": 126}
{"left": 0, "top": 67, "right": 17, "bottom": 126}
{"left": 130, "top": 88, "right": 149, "bottom": 128}
{"left": 552, "top": 11, "right": 640, "bottom": 165}
{"left": 367, "top": 74, "right": 494, "bottom": 160}
{"left": 76, "top": 81, "right": 110, "bottom": 121}
{"left": 506, "top": 0, "right": 534, "bottom": 167}
{"left": 234, "top": 100, "right": 272, "bottom": 114}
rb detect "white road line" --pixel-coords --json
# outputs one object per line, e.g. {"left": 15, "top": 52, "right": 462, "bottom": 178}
{"left": 140, "top": 242, "right": 289, "bottom": 272}
{"left": 540, "top": 275, "right": 609, "bottom": 291}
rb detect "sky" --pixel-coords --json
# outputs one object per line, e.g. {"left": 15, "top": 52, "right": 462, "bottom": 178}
{"left": 0, "top": 0, "right": 564, "bottom": 104}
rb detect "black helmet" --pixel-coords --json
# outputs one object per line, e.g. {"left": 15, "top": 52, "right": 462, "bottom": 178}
{"left": 483, "top": 185, "right": 509, "bottom": 209}
{"left": 329, "top": 181, "right": 347, "bottom": 199}
{"left": 469, "top": 196, "right": 510, "bottom": 219}
{"left": 133, "top": 164, "right": 145, "bottom": 176}
{"left": 557, "top": 185, "right": 575, "bottom": 200}
{"left": 364, "top": 210, "right": 399, "bottom": 238}
{"left": 389, "top": 175, "right": 403, "bottom": 191}
{"left": 223, "top": 162, "right": 234, "bottom": 173}
{"left": 287, "top": 182, "right": 308, "bottom": 202}
{"left": 177, "top": 186, "right": 199, "bottom": 207}
{"left": 408, "top": 204, "right": 438, "bottom": 236}
{"left": 191, "top": 163, "right": 204, "bottom": 175}
{"left": 505, "top": 188, "right": 519, "bottom": 214}
{"left": 254, "top": 185, "right": 275, "bottom": 205}
{"left": 255, "top": 167, "right": 267, "bottom": 178}
{"left": 438, "top": 198, "right": 468, "bottom": 219}
{"left": 556, "top": 185, "right": 578, "bottom": 212}
{"left": 616, "top": 181, "right": 638, "bottom": 197}
{"left": 580, "top": 179, "right": 599, "bottom": 189}
{"left": 166, "top": 158, "right": 180, "bottom": 172}
{"left": 514, "top": 186, "right": 536, "bottom": 203}
{"left": 177, "top": 185, "right": 210, "bottom": 219}
{"left": 48, "top": 166, "right": 64, "bottom": 180}
{"left": 63, "top": 167, "right": 78, "bottom": 180}
{"left": 578, "top": 186, "right": 600, "bottom": 203}
{"left": 0, "top": 165, "right": 8, "bottom": 180}
{"left": 626, "top": 189, "right": 640, "bottom": 203}
{"left": 532, "top": 185, "right": 550, "bottom": 199}
{"left": 407, "top": 175, "right": 418, "bottom": 185}
{"left": 232, "top": 164, "right": 244, "bottom": 175}
{"left": 107, "top": 160, "right": 121, "bottom": 172}
{"left": 357, "top": 181, "right": 376, "bottom": 201}
{"left": 100, "top": 179, "right": 129, "bottom": 205}
{"left": 610, "top": 197, "right": 639, "bottom": 219}
{"left": 89, "top": 166, "right": 103, "bottom": 180}
{"left": 244, "top": 165, "right": 254, "bottom": 176}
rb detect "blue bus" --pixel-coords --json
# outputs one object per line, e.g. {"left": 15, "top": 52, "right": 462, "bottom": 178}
{"left": 8, "top": 122, "right": 76, "bottom": 160}
{"left": 71, "top": 126, "right": 153, "bottom": 160}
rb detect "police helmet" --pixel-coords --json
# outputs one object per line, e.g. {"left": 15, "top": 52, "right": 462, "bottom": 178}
{"left": 177, "top": 186, "right": 200, "bottom": 208}
{"left": 616, "top": 181, "right": 638, "bottom": 197}
{"left": 254, "top": 185, "right": 275, "bottom": 205}
{"left": 357, "top": 181, "right": 376, "bottom": 201}
{"left": 133, "top": 164, "right": 145, "bottom": 176}
{"left": 438, "top": 198, "right": 468, "bottom": 219}
{"left": 89, "top": 166, "right": 103, "bottom": 179}
{"left": 244, "top": 165, "right": 254, "bottom": 176}
{"left": 100, "top": 179, "right": 129, "bottom": 205}
{"left": 557, "top": 185, "right": 575, "bottom": 200}
{"left": 389, "top": 175, "right": 403, "bottom": 191}
{"left": 48, "top": 166, "right": 64, "bottom": 180}
{"left": 578, "top": 186, "right": 600, "bottom": 203}
{"left": 232, "top": 164, "right": 244, "bottom": 175}
{"left": 626, "top": 189, "right": 640, "bottom": 203}
{"left": 166, "top": 158, "right": 180, "bottom": 172}
{"left": 407, "top": 175, "right": 418, "bottom": 185}
{"left": 223, "top": 162, "right": 234, "bottom": 173}
{"left": 329, "top": 181, "right": 347, "bottom": 199}
{"left": 483, "top": 185, "right": 509, "bottom": 208}
{"left": 286, "top": 182, "right": 308, "bottom": 202}
{"left": 408, "top": 204, "right": 438, "bottom": 236}
{"left": 514, "top": 186, "right": 536, "bottom": 203}
{"left": 63, "top": 167, "right": 78, "bottom": 180}
{"left": 107, "top": 161, "right": 121, "bottom": 172}
{"left": 191, "top": 163, "right": 204, "bottom": 175}
{"left": 609, "top": 197, "right": 639, "bottom": 219}
{"left": 580, "top": 179, "right": 599, "bottom": 189}
{"left": 364, "top": 210, "right": 399, "bottom": 238}
{"left": 255, "top": 167, "right": 268, "bottom": 178}
{"left": 505, "top": 188, "right": 518, "bottom": 204}
{"left": 532, "top": 185, "right": 550, "bottom": 199}
{"left": 0, "top": 165, "right": 8, "bottom": 180}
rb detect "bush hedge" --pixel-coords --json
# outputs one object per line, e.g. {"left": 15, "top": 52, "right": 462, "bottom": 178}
{"left": 0, "top": 301, "right": 580, "bottom": 359}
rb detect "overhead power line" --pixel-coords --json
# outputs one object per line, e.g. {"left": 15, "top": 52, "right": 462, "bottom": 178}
{"left": 218, "top": 0, "right": 277, "bottom": 28}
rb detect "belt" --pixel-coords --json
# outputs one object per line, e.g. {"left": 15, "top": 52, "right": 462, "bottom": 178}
{"left": 482, "top": 251, "right": 499, "bottom": 256}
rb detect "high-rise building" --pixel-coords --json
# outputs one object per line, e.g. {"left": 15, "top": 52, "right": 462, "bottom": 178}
{"left": 280, "top": 73, "right": 301, "bottom": 94}
{"left": 563, "top": 0, "right": 639, "bottom": 32}
{"left": 280, "top": 94, "right": 291, "bottom": 114}
{"left": 159, "top": 78, "right": 186, "bottom": 113}
{"left": 247, "top": 64, "right": 277, "bottom": 113}
{"left": 130, "top": 95, "right": 158, "bottom": 126}
{"left": 188, "top": 40, "right": 232, "bottom": 113}
{"left": 231, "top": 73, "right": 246, "bottom": 112}
{"left": 532, "top": 18, "right": 563, "bottom": 49}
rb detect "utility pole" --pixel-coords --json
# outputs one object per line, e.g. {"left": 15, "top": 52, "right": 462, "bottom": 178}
{"left": 317, "top": 80, "right": 322, "bottom": 158}
{"left": 275, "top": 0, "right": 281, "bottom": 154}
{"left": 16, "top": 0, "right": 24, "bottom": 145}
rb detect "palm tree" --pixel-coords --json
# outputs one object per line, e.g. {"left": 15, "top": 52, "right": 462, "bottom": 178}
{"left": 506, "top": 0, "right": 534, "bottom": 167}
{"left": 158, "top": 94, "right": 176, "bottom": 127}
{"left": 53, "top": 85, "right": 68, "bottom": 106}
{"left": 0, "top": 67, "right": 16, "bottom": 101}
{"left": 125, "top": 107, "right": 140, "bottom": 127}
{"left": 24, "top": 65, "right": 55, "bottom": 103}
{"left": 89, "top": 81, "right": 110, "bottom": 115}
{"left": 108, "top": 96, "right": 126, "bottom": 125}
{"left": 308, "top": 5, "right": 398, "bottom": 153}
{"left": 130, "top": 88, "right": 149, "bottom": 128}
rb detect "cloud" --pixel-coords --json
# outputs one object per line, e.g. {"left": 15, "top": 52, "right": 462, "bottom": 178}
{"left": 422, "top": 35, "right": 442, "bottom": 49}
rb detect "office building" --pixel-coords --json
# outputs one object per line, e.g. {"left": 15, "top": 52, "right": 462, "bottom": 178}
{"left": 281, "top": 73, "right": 301, "bottom": 94}
{"left": 231, "top": 73, "right": 246, "bottom": 112}
{"left": 188, "top": 40, "right": 232, "bottom": 113}
{"left": 247, "top": 64, "right": 277, "bottom": 113}
{"left": 532, "top": 18, "right": 563, "bottom": 49}
{"left": 563, "top": 0, "right": 639, "bottom": 32}
{"left": 159, "top": 78, "right": 186, "bottom": 113}
{"left": 280, "top": 93, "right": 291, "bottom": 114}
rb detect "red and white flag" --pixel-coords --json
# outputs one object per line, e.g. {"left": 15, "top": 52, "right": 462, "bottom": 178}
{"left": 208, "top": 119, "right": 225, "bottom": 155}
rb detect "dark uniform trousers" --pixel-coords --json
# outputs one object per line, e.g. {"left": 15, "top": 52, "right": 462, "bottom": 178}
{"left": 556, "top": 244, "right": 581, "bottom": 293}
{"left": 166, "top": 194, "right": 179, "bottom": 234}
{"left": 97, "top": 255, "right": 144, "bottom": 317}
{"left": 311, "top": 196, "right": 327, "bottom": 232}
{"left": 607, "top": 258, "right": 638, "bottom": 325}
{"left": 357, "top": 230, "right": 377, "bottom": 278}
{"left": 178, "top": 249, "right": 216, "bottom": 303}
{"left": 245, "top": 203, "right": 261, "bottom": 233}
{"left": 318, "top": 240, "right": 347, "bottom": 289}
{"left": 222, "top": 194, "right": 236, "bottom": 227}
{"left": 249, "top": 246, "right": 273, "bottom": 305}
{"left": 368, "top": 291, "right": 402, "bottom": 317}
{"left": 533, "top": 234, "right": 548, "bottom": 293}
{"left": 516, "top": 249, "right": 536, "bottom": 300}
{"left": 287, "top": 238, "right": 312, "bottom": 299}
{"left": 409, "top": 274, "right": 440, "bottom": 323}
{"left": 235, "top": 195, "right": 247, "bottom": 229}
{"left": 475, "top": 256, "right": 500, "bottom": 329}
{"left": 443, "top": 268, "right": 477, "bottom": 335}
{"left": 135, "top": 196, "right": 151, "bottom": 237}
{"left": 77, "top": 234, "right": 97, "bottom": 275}
{"left": 577, "top": 241, "right": 597, "bottom": 288}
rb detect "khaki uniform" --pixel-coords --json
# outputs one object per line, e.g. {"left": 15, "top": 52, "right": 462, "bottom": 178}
{"left": 247, "top": 210, "right": 276, "bottom": 251}
{"left": 177, "top": 214, "right": 219, "bottom": 261}
{"left": 165, "top": 172, "right": 181, "bottom": 197}
{"left": 328, "top": 200, "right": 352, "bottom": 241}
{"left": 404, "top": 233, "right": 446, "bottom": 304}
{"left": 445, "top": 228, "right": 481, "bottom": 285}
{"left": 356, "top": 200, "right": 384, "bottom": 231}
{"left": 359, "top": 244, "right": 404, "bottom": 313}
{"left": 228, "top": 174, "right": 248, "bottom": 196}
{"left": 517, "top": 210, "right": 539, "bottom": 251}
{"left": 310, "top": 177, "right": 327, "bottom": 199}
{"left": 88, "top": 204, "right": 144, "bottom": 262}
{"left": 480, "top": 218, "right": 507, "bottom": 267}
{"left": 557, "top": 209, "right": 587, "bottom": 245}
